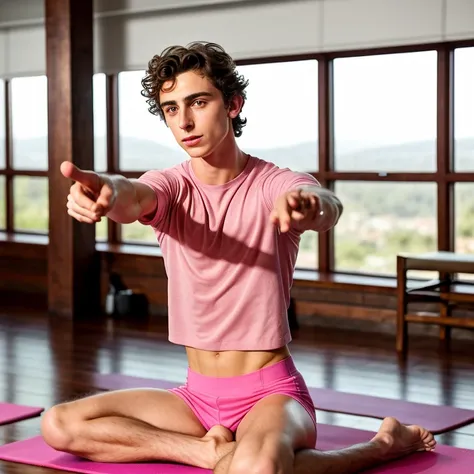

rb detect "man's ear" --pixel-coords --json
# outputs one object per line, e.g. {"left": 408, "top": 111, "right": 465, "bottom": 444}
{"left": 227, "top": 94, "right": 244, "bottom": 119}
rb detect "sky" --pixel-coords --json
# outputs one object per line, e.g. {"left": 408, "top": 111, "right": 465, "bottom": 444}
{"left": 0, "top": 47, "right": 472, "bottom": 157}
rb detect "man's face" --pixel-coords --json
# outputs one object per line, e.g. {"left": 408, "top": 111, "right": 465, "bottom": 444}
{"left": 159, "top": 70, "right": 240, "bottom": 158}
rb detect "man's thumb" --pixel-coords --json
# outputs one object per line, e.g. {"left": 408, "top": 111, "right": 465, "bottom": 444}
{"left": 96, "top": 183, "right": 115, "bottom": 213}
{"left": 60, "top": 161, "right": 100, "bottom": 191}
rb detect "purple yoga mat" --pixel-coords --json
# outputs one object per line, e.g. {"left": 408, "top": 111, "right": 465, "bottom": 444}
{"left": 0, "top": 425, "right": 472, "bottom": 473}
{"left": 0, "top": 403, "right": 44, "bottom": 426}
{"left": 92, "top": 373, "right": 474, "bottom": 434}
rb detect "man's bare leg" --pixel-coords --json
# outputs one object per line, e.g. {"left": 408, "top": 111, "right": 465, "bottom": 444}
{"left": 213, "top": 395, "right": 436, "bottom": 474}
{"left": 293, "top": 417, "right": 436, "bottom": 474}
{"left": 41, "top": 388, "right": 235, "bottom": 469}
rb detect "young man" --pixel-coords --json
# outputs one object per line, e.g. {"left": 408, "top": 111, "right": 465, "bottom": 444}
{"left": 42, "top": 42, "right": 436, "bottom": 474}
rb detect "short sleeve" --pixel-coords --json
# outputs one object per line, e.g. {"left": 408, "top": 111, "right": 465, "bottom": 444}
{"left": 262, "top": 167, "right": 320, "bottom": 211}
{"left": 136, "top": 169, "right": 180, "bottom": 230}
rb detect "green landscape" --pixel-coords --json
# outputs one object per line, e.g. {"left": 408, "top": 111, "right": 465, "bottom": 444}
{"left": 1, "top": 137, "right": 473, "bottom": 276}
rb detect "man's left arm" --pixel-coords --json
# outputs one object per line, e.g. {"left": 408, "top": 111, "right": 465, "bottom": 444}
{"left": 296, "top": 185, "right": 343, "bottom": 232}
{"left": 271, "top": 185, "right": 343, "bottom": 233}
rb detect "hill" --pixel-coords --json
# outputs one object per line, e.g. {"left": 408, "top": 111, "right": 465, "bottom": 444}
{"left": 10, "top": 136, "right": 474, "bottom": 172}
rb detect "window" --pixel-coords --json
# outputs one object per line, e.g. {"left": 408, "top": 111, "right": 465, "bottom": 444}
{"left": 7, "top": 45, "right": 462, "bottom": 284}
{"left": 94, "top": 73, "right": 107, "bottom": 172}
{"left": 0, "top": 80, "right": 4, "bottom": 169}
{"left": 455, "top": 183, "right": 474, "bottom": 281}
{"left": 334, "top": 182, "right": 437, "bottom": 275}
{"left": 297, "top": 231, "right": 318, "bottom": 270}
{"left": 118, "top": 70, "right": 186, "bottom": 171}
{"left": 454, "top": 47, "right": 474, "bottom": 172}
{"left": 236, "top": 60, "right": 319, "bottom": 173}
{"left": 333, "top": 51, "right": 437, "bottom": 172}
{"left": 96, "top": 218, "right": 108, "bottom": 241}
{"left": 13, "top": 176, "right": 48, "bottom": 233}
{"left": 11, "top": 76, "right": 48, "bottom": 170}
{"left": 121, "top": 221, "right": 157, "bottom": 244}
{"left": 0, "top": 176, "right": 5, "bottom": 229}
{"left": 455, "top": 183, "right": 474, "bottom": 249}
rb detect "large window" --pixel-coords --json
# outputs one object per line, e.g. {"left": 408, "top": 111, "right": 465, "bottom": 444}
{"left": 455, "top": 183, "right": 474, "bottom": 254}
{"left": 334, "top": 182, "right": 437, "bottom": 275}
{"left": 0, "top": 74, "right": 107, "bottom": 237}
{"left": 455, "top": 183, "right": 474, "bottom": 281}
{"left": 121, "top": 221, "right": 157, "bottom": 243}
{"left": 331, "top": 51, "right": 439, "bottom": 276}
{"left": 13, "top": 177, "right": 48, "bottom": 232}
{"left": 333, "top": 51, "right": 437, "bottom": 172}
{"left": 11, "top": 76, "right": 48, "bottom": 171}
{"left": 454, "top": 47, "right": 474, "bottom": 171}
{"left": 0, "top": 76, "right": 49, "bottom": 235}
{"left": 3, "top": 42, "right": 473, "bottom": 283}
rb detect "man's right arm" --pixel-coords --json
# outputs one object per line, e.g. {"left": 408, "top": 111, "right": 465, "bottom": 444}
{"left": 61, "top": 162, "right": 174, "bottom": 227}
{"left": 104, "top": 175, "right": 158, "bottom": 224}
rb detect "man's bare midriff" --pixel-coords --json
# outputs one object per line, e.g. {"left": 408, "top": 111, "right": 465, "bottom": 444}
{"left": 185, "top": 345, "right": 291, "bottom": 377}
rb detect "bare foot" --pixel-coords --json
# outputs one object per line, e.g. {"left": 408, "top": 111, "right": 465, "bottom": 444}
{"left": 202, "top": 425, "right": 236, "bottom": 469}
{"left": 371, "top": 417, "right": 437, "bottom": 461}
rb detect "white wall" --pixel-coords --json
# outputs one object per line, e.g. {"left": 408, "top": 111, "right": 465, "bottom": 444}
{"left": 0, "top": 0, "right": 473, "bottom": 78}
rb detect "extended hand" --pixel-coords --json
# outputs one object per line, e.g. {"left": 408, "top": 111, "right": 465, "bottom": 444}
{"left": 60, "top": 161, "right": 116, "bottom": 224}
{"left": 270, "top": 189, "right": 320, "bottom": 233}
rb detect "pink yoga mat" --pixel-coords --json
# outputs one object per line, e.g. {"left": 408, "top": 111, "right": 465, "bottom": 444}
{"left": 0, "top": 425, "right": 472, "bottom": 473}
{"left": 0, "top": 403, "right": 44, "bottom": 426}
{"left": 92, "top": 373, "right": 474, "bottom": 435}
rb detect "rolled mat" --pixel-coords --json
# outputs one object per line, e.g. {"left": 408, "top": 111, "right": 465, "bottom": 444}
{"left": 92, "top": 373, "right": 474, "bottom": 435}
{"left": 0, "top": 424, "right": 472, "bottom": 473}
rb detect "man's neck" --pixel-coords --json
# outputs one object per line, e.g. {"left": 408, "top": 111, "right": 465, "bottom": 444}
{"left": 191, "top": 137, "right": 248, "bottom": 186}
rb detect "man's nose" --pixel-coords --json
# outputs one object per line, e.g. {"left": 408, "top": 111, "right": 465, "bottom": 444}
{"left": 179, "top": 109, "right": 193, "bottom": 131}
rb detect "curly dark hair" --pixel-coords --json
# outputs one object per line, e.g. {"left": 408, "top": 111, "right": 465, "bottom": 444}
{"left": 141, "top": 42, "right": 249, "bottom": 137}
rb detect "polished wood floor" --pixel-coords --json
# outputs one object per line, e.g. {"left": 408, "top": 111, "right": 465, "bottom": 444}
{"left": 0, "top": 308, "right": 473, "bottom": 473}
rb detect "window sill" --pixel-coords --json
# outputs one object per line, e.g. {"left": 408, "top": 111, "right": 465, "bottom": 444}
{"left": 0, "top": 231, "right": 49, "bottom": 245}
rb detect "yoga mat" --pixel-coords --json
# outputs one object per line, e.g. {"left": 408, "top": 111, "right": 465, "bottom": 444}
{"left": 0, "top": 403, "right": 44, "bottom": 426}
{"left": 92, "top": 373, "right": 474, "bottom": 434}
{"left": 0, "top": 425, "right": 473, "bottom": 473}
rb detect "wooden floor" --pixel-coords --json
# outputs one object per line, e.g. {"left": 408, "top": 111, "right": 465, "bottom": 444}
{"left": 0, "top": 308, "right": 473, "bottom": 473}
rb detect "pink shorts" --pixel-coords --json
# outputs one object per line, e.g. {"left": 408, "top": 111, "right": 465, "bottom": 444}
{"left": 168, "top": 356, "right": 316, "bottom": 434}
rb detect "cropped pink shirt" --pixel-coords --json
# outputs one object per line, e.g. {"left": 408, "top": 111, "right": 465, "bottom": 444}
{"left": 138, "top": 156, "right": 319, "bottom": 351}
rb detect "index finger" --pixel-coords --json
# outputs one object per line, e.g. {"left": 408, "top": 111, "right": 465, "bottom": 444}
{"left": 61, "top": 161, "right": 100, "bottom": 192}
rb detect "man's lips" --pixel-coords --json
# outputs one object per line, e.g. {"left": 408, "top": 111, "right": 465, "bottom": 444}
{"left": 182, "top": 136, "right": 203, "bottom": 146}
{"left": 182, "top": 135, "right": 202, "bottom": 142}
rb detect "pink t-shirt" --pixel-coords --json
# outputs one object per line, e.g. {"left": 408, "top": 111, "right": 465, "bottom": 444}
{"left": 138, "top": 156, "right": 319, "bottom": 351}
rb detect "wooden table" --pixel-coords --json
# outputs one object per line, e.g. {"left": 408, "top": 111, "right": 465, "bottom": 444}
{"left": 396, "top": 251, "right": 474, "bottom": 354}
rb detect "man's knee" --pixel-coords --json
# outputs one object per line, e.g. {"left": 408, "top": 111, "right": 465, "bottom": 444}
{"left": 41, "top": 404, "right": 79, "bottom": 453}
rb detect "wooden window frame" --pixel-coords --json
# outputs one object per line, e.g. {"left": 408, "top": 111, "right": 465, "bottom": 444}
{"left": 1, "top": 39, "right": 474, "bottom": 280}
